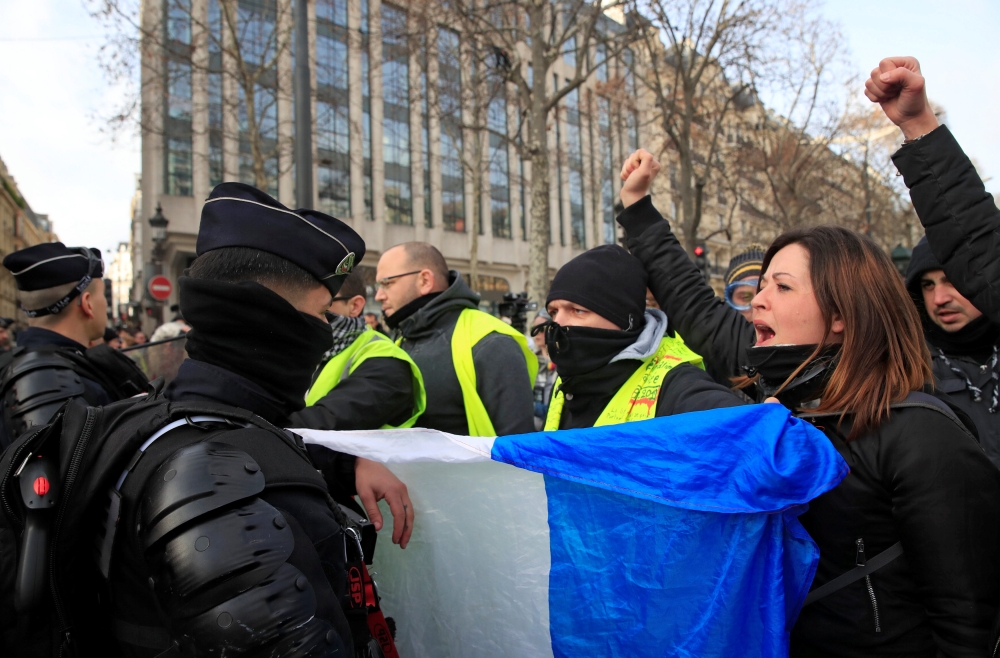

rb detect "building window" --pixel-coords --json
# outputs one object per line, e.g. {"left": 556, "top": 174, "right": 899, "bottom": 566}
{"left": 439, "top": 28, "right": 465, "bottom": 232}
{"left": 382, "top": 4, "right": 412, "bottom": 225}
{"left": 358, "top": 3, "right": 372, "bottom": 220}
{"left": 566, "top": 86, "right": 585, "bottom": 250}
{"left": 167, "top": 60, "right": 192, "bottom": 121}
{"left": 598, "top": 97, "right": 614, "bottom": 244}
{"left": 166, "top": 0, "right": 192, "bottom": 44}
{"left": 167, "top": 137, "right": 193, "bottom": 196}
{"left": 420, "top": 54, "right": 432, "bottom": 227}
{"left": 488, "top": 93, "right": 511, "bottom": 239}
{"left": 317, "top": 0, "right": 351, "bottom": 218}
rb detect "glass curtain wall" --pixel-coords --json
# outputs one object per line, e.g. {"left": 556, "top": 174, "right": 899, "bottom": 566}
{"left": 597, "top": 97, "right": 615, "bottom": 244}
{"left": 361, "top": 0, "right": 373, "bottom": 219}
{"left": 237, "top": 0, "right": 278, "bottom": 197}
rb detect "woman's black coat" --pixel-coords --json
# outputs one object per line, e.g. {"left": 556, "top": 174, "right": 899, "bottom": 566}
{"left": 617, "top": 197, "right": 1000, "bottom": 657}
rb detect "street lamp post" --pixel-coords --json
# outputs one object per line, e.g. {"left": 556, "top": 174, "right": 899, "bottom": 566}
{"left": 148, "top": 203, "right": 169, "bottom": 325}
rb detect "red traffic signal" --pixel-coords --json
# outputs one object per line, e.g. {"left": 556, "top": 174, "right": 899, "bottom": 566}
{"left": 693, "top": 245, "right": 705, "bottom": 257}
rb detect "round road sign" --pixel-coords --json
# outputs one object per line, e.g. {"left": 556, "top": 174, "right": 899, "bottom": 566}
{"left": 148, "top": 275, "right": 173, "bottom": 301}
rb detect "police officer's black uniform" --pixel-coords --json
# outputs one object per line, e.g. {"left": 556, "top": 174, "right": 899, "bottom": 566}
{"left": 0, "top": 244, "right": 147, "bottom": 449}
{"left": 103, "top": 183, "right": 370, "bottom": 657}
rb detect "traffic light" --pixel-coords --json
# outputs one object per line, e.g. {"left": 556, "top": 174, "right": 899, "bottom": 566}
{"left": 693, "top": 243, "right": 710, "bottom": 281}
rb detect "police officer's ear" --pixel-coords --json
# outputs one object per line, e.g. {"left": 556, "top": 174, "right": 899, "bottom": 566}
{"left": 78, "top": 279, "right": 103, "bottom": 320}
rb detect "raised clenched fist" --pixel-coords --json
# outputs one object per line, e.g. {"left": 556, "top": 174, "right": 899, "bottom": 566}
{"left": 619, "top": 149, "right": 661, "bottom": 209}
{"left": 864, "top": 57, "right": 939, "bottom": 141}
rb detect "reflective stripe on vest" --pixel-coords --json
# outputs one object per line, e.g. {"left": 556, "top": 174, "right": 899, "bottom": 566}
{"left": 306, "top": 328, "right": 427, "bottom": 429}
{"left": 449, "top": 308, "right": 539, "bottom": 437}
{"left": 543, "top": 334, "right": 704, "bottom": 431}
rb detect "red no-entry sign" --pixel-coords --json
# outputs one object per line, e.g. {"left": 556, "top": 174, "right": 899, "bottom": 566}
{"left": 148, "top": 275, "right": 173, "bottom": 301}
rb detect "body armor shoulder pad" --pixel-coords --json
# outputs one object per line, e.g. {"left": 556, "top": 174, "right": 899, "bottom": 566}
{"left": 1, "top": 350, "right": 85, "bottom": 436}
{"left": 141, "top": 441, "right": 344, "bottom": 655}
{"left": 141, "top": 441, "right": 264, "bottom": 548}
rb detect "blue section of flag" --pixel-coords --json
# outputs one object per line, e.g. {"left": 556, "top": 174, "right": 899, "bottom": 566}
{"left": 491, "top": 404, "right": 846, "bottom": 513}
{"left": 490, "top": 404, "right": 847, "bottom": 657}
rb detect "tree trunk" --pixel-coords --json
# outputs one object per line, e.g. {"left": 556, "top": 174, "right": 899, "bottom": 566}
{"left": 527, "top": 97, "right": 551, "bottom": 304}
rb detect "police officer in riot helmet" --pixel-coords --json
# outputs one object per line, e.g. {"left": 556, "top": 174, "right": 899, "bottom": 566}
{"left": 104, "top": 183, "right": 412, "bottom": 657}
{"left": 0, "top": 243, "right": 147, "bottom": 448}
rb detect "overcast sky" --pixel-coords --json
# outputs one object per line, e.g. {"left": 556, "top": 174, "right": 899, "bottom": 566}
{"left": 0, "top": 0, "right": 996, "bottom": 256}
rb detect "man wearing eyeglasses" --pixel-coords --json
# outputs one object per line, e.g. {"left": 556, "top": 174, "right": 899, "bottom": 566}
{"left": 375, "top": 242, "right": 536, "bottom": 437}
{"left": 0, "top": 243, "right": 148, "bottom": 448}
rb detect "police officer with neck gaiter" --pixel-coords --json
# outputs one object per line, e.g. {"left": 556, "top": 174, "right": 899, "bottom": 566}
{"left": 533, "top": 244, "right": 742, "bottom": 430}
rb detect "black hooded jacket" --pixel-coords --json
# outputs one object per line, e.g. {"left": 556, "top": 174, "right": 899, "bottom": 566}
{"left": 905, "top": 238, "right": 1000, "bottom": 468}
{"left": 617, "top": 196, "right": 1000, "bottom": 658}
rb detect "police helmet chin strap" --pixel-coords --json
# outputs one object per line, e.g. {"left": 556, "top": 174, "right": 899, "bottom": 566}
{"left": 22, "top": 248, "right": 103, "bottom": 319}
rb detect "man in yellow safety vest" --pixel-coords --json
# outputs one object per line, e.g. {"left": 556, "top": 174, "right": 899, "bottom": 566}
{"left": 375, "top": 242, "right": 536, "bottom": 437}
{"left": 534, "top": 245, "right": 741, "bottom": 430}
{"left": 288, "top": 269, "right": 426, "bottom": 431}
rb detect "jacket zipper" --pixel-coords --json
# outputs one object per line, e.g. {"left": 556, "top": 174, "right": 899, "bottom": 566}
{"left": 50, "top": 407, "right": 96, "bottom": 655}
{"left": 856, "top": 538, "right": 882, "bottom": 633}
{"left": 993, "top": 632, "right": 1000, "bottom": 658}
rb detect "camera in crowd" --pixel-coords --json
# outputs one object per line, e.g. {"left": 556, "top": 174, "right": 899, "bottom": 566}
{"left": 498, "top": 292, "right": 537, "bottom": 333}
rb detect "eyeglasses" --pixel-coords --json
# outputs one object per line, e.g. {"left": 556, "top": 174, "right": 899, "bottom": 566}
{"left": 375, "top": 270, "right": 422, "bottom": 290}
{"left": 724, "top": 278, "right": 759, "bottom": 312}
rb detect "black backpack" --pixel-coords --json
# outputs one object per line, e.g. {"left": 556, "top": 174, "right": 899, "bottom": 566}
{"left": 0, "top": 381, "right": 340, "bottom": 657}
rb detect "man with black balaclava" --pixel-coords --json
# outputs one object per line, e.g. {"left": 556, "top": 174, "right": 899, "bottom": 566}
{"left": 84, "top": 183, "right": 413, "bottom": 656}
{"left": 906, "top": 236, "right": 1000, "bottom": 467}
{"left": 0, "top": 243, "right": 148, "bottom": 448}
{"left": 375, "top": 242, "right": 536, "bottom": 437}
{"left": 533, "top": 244, "right": 742, "bottom": 431}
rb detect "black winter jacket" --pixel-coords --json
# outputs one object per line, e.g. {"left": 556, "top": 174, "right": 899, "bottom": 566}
{"left": 287, "top": 356, "right": 415, "bottom": 431}
{"left": 618, "top": 197, "right": 1000, "bottom": 657}
{"left": 894, "top": 125, "right": 1000, "bottom": 325}
{"left": 396, "top": 271, "right": 535, "bottom": 436}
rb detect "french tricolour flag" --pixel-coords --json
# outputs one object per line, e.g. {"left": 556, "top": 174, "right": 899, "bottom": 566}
{"left": 296, "top": 404, "right": 847, "bottom": 658}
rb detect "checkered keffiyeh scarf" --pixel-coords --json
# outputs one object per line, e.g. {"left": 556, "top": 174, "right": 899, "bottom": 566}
{"left": 324, "top": 314, "right": 369, "bottom": 362}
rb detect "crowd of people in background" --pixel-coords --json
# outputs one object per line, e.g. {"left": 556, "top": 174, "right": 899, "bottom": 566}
{"left": 1, "top": 55, "right": 1000, "bottom": 657}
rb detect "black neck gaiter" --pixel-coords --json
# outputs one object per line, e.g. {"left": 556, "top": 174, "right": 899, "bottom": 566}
{"left": 384, "top": 291, "right": 443, "bottom": 330}
{"left": 533, "top": 320, "right": 642, "bottom": 379}
{"left": 744, "top": 343, "right": 841, "bottom": 408}
{"left": 180, "top": 277, "right": 333, "bottom": 414}
{"left": 925, "top": 314, "right": 1000, "bottom": 359}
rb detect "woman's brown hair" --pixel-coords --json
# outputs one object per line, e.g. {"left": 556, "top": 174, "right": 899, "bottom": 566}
{"left": 734, "top": 226, "right": 932, "bottom": 440}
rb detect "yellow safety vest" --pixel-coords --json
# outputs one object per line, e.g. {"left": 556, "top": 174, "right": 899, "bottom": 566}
{"left": 424, "top": 308, "right": 538, "bottom": 437}
{"left": 543, "top": 334, "right": 704, "bottom": 430}
{"left": 306, "top": 328, "right": 426, "bottom": 429}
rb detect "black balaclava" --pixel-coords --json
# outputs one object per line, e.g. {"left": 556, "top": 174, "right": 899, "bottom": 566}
{"left": 181, "top": 277, "right": 333, "bottom": 414}
{"left": 533, "top": 321, "right": 642, "bottom": 379}
{"left": 743, "top": 344, "right": 841, "bottom": 409}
